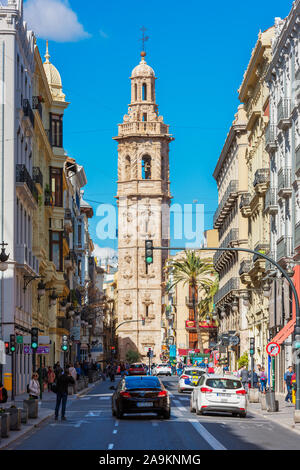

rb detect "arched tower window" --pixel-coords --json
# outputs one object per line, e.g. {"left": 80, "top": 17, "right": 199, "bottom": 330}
{"left": 142, "top": 155, "right": 151, "bottom": 180}
{"left": 142, "top": 83, "right": 147, "bottom": 101}
{"left": 125, "top": 156, "right": 131, "bottom": 180}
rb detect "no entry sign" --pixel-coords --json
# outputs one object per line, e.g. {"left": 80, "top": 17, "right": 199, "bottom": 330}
{"left": 266, "top": 342, "right": 280, "bottom": 357}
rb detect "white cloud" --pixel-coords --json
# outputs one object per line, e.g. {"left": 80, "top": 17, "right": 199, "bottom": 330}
{"left": 93, "top": 245, "right": 118, "bottom": 266}
{"left": 24, "top": 0, "right": 90, "bottom": 42}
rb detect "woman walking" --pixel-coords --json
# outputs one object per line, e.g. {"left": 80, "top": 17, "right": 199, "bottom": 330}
{"left": 47, "top": 367, "right": 56, "bottom": 392}
{"left": 28, "top": 373, "right": 40, "bottom": 399}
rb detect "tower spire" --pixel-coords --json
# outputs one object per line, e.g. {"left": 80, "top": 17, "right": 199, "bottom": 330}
{"left": 44, "top": 40, "right": 50, "bottom": 64}
{"left": 140, "top": 26, "right": 149, "bottom": 58}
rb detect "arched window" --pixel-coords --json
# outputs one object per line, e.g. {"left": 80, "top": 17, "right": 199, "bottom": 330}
{"left": 125, "top": 156, "right": 131, "bottom": 180}
{"left": 142, "top": 83, "right": 147, "bottom": 101}
{"left": 134, "top": 84, "right": 137, "bottom": 101}
{"left": 142, "top": 155, "right": 151, "bottom": 180}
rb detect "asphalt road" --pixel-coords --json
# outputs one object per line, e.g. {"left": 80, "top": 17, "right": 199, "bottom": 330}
{"left": 6, "top": 376, "right": 300, "bottom": 450}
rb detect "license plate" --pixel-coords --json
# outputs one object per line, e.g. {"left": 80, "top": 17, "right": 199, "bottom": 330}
{"left": 137, "top": 402, "right": 153, "bottom": 407}
{"left": 218, "top": 393, "right": 231, "bottom": 397}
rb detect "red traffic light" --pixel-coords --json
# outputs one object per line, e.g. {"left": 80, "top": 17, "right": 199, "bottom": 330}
{"left": 5, "top": 342, "right": 9, "bottom": 354}
{"left": 111, "top": 346, "right": 115, "bottom": 350}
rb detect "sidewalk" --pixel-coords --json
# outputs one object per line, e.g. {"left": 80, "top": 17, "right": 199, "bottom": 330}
{"left": 0, "top": 378, "right": 103, "bottom": 450}
{"left": 248, "top": 393, "right": 300, "bottom": 436}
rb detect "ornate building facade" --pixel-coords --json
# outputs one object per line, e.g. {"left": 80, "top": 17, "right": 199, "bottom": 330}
{"left": 114, "top": 51, "right": 174, "bottom": 361}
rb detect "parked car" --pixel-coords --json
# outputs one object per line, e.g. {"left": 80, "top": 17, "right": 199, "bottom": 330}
{"left": 153, "top": 364, "right": 172, "bottom": 376}
{"left": 178, "top": 367, "right": 206, "bottom": 393}
{"left": 111, "top": 375, "right": 171, "bottom": 419}
{"left": 190, "top": 374, "right": 247, "bottom": 418}
{"left": 128, "top": 363, "right": 147, "bottom": 376}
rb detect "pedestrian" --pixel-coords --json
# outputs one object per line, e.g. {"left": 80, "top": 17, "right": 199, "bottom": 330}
{"left": 260, "top": 368, "right": 267, "bottom": 393}
{"left": 109, "top": 364, "right": 116, "bottom": 382}
{"left": 54, "top": 362, "right": 63, "bottom": 379}
{"left": 47, "top": 366, "right": 56, "bottom": 392}
{"left": 239, "top": 366, "right": 249, "bottom": 391}
{"left": 75, "top": 362, "right": 82, "bottom": 379}
{"left": 68, "top": 363, "right": 77, "bottom": 392}
{"left": 284, "top": 366, "right": 294, "bottom": 403}
{"left": 0, "top": 382, "right": 8, "bottom": 403}
{"left": 28, "top": 372, "right": 40, "bottom": 399}
{"left": 54, "top": 367, "right": 75, "bottom": 421}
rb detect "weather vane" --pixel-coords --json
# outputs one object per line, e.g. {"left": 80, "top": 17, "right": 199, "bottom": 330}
{"left": 140, "top": 26, "right": 149, "bottom": 52}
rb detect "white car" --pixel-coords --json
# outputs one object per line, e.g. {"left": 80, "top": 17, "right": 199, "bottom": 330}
{"left": 190, "top": 374, "right": 247, "bottom": 417}
{"left": 178, "top": 367, "right": 207, "bottom": 393}
{"left": 154, "top": 364, "right": 172, "bottom": 376}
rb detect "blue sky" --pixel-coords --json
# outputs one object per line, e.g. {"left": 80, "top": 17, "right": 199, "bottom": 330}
{"left": 24, "top": 0, "right": 291, "bottom": 257}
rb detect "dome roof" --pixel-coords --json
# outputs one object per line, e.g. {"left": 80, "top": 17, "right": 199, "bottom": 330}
{"left": 43, "top": 41, "right": 65, "bottom": 102}
{"left": 131, "top": 52, "right": 155, "bottom": 78}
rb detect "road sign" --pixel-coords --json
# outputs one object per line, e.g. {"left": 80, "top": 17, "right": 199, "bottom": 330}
{"left": 24, "top": 346, "right": 50, "bottom": 355}
{"left": 266, "top": 341, "right": 280, "bottom": 357}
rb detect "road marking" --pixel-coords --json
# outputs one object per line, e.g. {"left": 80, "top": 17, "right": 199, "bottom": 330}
{"left": 152, "top": 422, "right": 159, "bottom": 427}
{"left": 99, "top": 396, "right": 111, "bottom": 400}
{"left": 85, "top": 411, "right": 102, "bottom": 417}
{"left": 189, "top": 420, "right": 227, "bottom": 450}
{"left": 108, "top": 443, "right": 114, "bottom": 450}
{"left": 80, "top": 397, "right": 91, "bottom": 400}
{"left": 178, "top": 406, "right": 187, "bottom": 412}
{"left": 113, "top": 430, "right": 118, "bottom": 434}
{"left": 115, "top": 421, "right": 119, "bottom": 427}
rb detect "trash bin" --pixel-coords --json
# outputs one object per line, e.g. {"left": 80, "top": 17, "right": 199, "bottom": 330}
{"left": 265, "top": 390, "right": 279, "bottom": 412}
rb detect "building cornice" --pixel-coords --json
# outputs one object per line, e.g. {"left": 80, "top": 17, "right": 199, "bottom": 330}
{"left": 213, "top": 122, "right": 247, "bottom": 181}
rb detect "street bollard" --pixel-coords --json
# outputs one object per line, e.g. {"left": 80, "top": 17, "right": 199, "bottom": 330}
{"left": 265, "top": 390, "right": 279, "bottom": 412}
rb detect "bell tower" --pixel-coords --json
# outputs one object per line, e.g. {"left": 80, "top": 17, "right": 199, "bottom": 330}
{"left": 114, "top": 51, "right": 174, "bottom": 361}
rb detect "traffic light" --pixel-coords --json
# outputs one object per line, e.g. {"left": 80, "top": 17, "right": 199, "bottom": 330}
{"left": 31, "top": 327, "right": 39, "bottom": 350}
{"left": 249, "top": 337, "right": 255, "bottom": 356}
{"left": 145, "top": 240, "right": 153, "bottom": 266}
{"left": 111, "top": 346, "right": 116, "bottom": 355}
{"left": 142, "top": 318, "right": 145, "bottom": 326}
{"left": 147, "top": 348, "right": 152, "bottom": 358}
{"left": 5, "top": 341, "right": 9, "bottom": 355}
{"left": 9, "top": 334, "right": 16, "bottom": 353}
{"left": 61, "top": 335, "right": 69, "bottom": 352}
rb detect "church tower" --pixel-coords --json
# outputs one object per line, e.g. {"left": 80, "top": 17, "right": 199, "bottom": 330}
{"left": 114, "top": 51, "right": 174, "bottom": 361}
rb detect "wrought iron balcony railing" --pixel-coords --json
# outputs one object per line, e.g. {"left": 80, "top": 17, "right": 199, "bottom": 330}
{"left": 265, "top": 187, "right": 278, "bottom": 213}
{"left": 253, "top": 168, "right": 269, "bottom": 187}
{"left": 22, "top": 98, "right": 35, "bottom": 128}
{"left": 16, "top": 164, "right": 38, "bottom": 203}
{"left": 265, "top": 123, "right": 277, "bottom": 151}
{"left": 214, "top": 277, "right": 239, "bottom": 305}
{"left": 213, "top": 180, "right": 239, "bottom": 228}
{"left": 32, "top": 166, "right": 43, "bottom": 188}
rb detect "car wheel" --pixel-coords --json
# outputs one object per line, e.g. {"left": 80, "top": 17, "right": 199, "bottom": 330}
{"left": 112, "top": 406, "right": 116, "bottom": 417}
{"left": 196, "top": 407, "right": 203, "bottom": 415}
{"left": 116, "top": 407, "right": 123, "bottom": 419}
{"left": 190, "top": 402, "right": 196, "bottom": 413}
{"left": 232, "top": 412, "right": 238, "bottom": 417}
{"left": 163, "top": 409, "right": 171, "bottom": 419}
{"left": 240, "top": 412, "right": 247, "bottom": 418}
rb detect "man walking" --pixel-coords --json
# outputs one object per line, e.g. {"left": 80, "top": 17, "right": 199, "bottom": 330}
{"left": 284, "top": 366, "right": 294, "bottom": 403}
{"left": 54, "top": 367, "right": 75, "bottom": 421}
{"left": 239, "top": 365, "right": 249, "bottom": 391}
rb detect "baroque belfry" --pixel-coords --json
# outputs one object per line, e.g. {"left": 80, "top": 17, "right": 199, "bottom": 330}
{"left": 114, "top": 50, "right": 174, "bottom": 360}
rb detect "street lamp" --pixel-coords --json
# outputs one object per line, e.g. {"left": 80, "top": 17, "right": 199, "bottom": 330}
{"left": 0, "top": 242, "right": 9, "bottom": 272}
{"left": 37, "top": 280, "right": 46, "bottom": 298}
{"left": 49, "top": 290, "right": 58, "bottom": 307}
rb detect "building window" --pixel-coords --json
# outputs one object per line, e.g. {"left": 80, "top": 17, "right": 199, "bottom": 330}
{"left": 134, "top": 84, "right": 137, "bottom": 101}
{"left": 142, "top": 113, "right": 147, "bottom": 122}
{"left": 50, "top": 231, "right": 63, "bottom": 271}
{"left": 125, "top": 156, "right": 131, "bottom": 180}
{"left": 142, "top": 83, "right": 147, "bottom": 101}
{"left": 142, "top": 155, "right": 151, "bottom": 180}
{"left": 50, "top": 113, "right": 63, "bottom": 147}
{"left": 50, "top": 167, "right": 63, "bottom": 207}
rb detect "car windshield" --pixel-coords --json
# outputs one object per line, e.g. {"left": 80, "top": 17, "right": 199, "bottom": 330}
{"left": 206, "top": 378, "right": 242, "bottom": 390}
{"left": 158, "top": 364, "right": 169, "bottom": 367}
{"left": 130, "top": 364, "right": 144, "bottom": 369}
{"left": 125, "top": 377, "right": 161, "bottom": 389}
{"left": 185, "top": 369, "right": 203, "bottom": 376}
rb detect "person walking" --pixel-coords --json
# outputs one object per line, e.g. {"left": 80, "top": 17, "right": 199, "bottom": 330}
{"left": 28, "top": 373, "right": 40, "bottom": 399}
{"left": 47, "top": 367, "right": 56, "bottom": 392}
{"left": 68, "top": 363, "right": 77, "bottom": 393}
{"left": 54, "top": 367, "right": 75, "bottom": 421}
{"left": 0, "top": 382, "right": 8, "bottom": 403}
{"left": 109, "top": 364, "right": 116, "bottom": 382}
{"left": 284, "top": 366, "right": 294, "bottom": 403}
{"left": 54, "top": 362, "right": 63, "bottom": 379}
{"left": 260, "top": 368, "right": 267, "bottom": 393}
{"left": 239, "top": 366, "right": 249, "bottom": 391}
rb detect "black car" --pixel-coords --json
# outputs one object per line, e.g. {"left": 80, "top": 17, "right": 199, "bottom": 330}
{"left": 111, "top": 375, "right": 171, "bottom": 419}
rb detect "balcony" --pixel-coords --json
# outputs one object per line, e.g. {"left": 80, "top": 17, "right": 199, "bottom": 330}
{"left": 253, "top": 243, "right": 270, "bottom": 263}
{"left": 64, "top": 209, "right": 73, "bottom": 232}
{"left": 214, "top": 277, "right": 239, "bottom": 305}
{"left": 296, "top": 145, "right": 300, "bottom": 175}
{"left": 264, "top": 188, "right": 278, "bottom": 214}
{"left": 32, "top": 96, "right": 43, "bottom": 121}
{"left": 15, "top": 244, "right": 39, "bottom": 275}
{"left": 277, "top": 98, "right": 292, "bottom": 130}
{"left": 118, "top": 121, "right": 170, "bottom": 137}
{"left": 239, "top": 193, "right": 251, "bottom": 218}
{"left": 22, "top": 99, "right": 35, "bottom": 129}
{"left": 278, "top": 168, "right": 292, "bottom": 197}
{"left": 239, "top": 258, "right": 252, "bottom": 276}
{"left": 253, "top": 168, "right": 269, "bottom": 194}
{"left": 265, "top": 250, "right": 276, "bottom": 273}
{"left": 44, "top": 189, "right": 53, "bottom": 207}
{"left": 16, "top": 164, "right": 38, "bottom": 206}
{"left": 277, "top": 235, "right": 293, "bottom": 262}
{"left": 265, "top": 123, "right": 277, "bottom": 152}
{"left": 213, "top": 180, "right": 239, "bottom": 228}
{"left": 213, "top": 228, "right": 239, "bottom": 269}
{"left": 32, "top": 167, "right": 43, "bottom": 191}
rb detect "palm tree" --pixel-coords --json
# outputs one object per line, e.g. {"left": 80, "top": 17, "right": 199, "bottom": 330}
{"left": 166, "top": 250, "right": 217, "bottom": 353}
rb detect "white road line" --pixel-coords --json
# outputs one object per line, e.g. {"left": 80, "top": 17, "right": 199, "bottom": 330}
{"left": 189, "top": 420, "right": 227, "bottom": 451}
{"left": 108, "top": 443, "right": 114, "bottom": 450}
{"left": 178, "top": 406, "right": 187, "bottom": 412}
{"left": 115, "top": 421, "right": 119, "bottom": 427}
{"left": 152, "top": 422, "right": 159, "bottom": 427}
{"left": 99, "top": 397, "right": 111, "bottom": 400}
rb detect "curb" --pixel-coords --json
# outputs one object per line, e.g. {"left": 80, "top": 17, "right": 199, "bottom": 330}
{"left": 76, "top": 379, "right": 103, "bottom": 398}
{"left": 0, "top": 409, "right": 53, "bottom": 450}
{"left": 248, "top": 405, "right": 300, "bottom": 436}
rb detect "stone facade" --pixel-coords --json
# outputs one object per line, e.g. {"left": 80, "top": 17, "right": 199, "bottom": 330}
{"left": 114, "top": 52, "right": 174, "bottom": 361}
{"left": 238, "top": 27, "right": 275, "bottom": 370}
